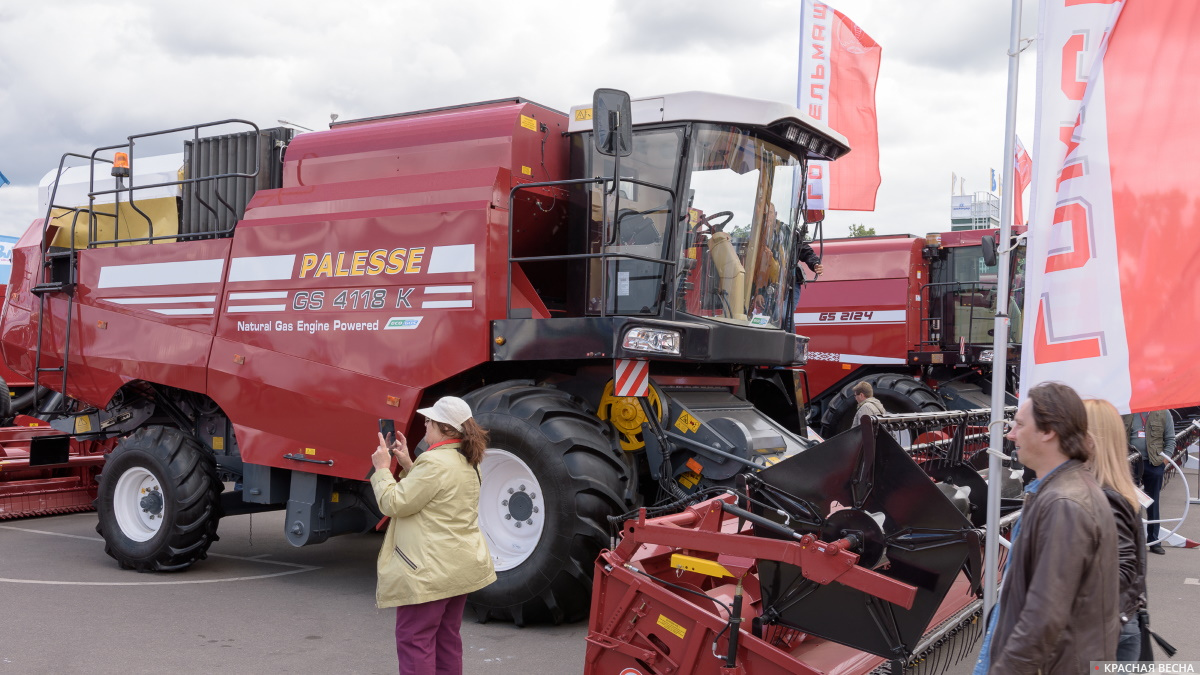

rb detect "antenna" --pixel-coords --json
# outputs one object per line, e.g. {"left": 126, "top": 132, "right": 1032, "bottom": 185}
{"left": 277, "top": 119, "right": 313, "bottom": 132}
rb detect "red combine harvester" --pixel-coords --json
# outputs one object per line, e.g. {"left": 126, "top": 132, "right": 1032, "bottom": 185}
{"left": 1, "top": 90, "right": 993, "bottom": 661}
{"left": 796, "top": 228, "right": 1026, "bottom": 438}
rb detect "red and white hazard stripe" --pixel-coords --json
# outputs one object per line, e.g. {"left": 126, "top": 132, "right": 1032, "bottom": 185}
{"left": 614, "top": 359, "right": 649, "bottom": 397}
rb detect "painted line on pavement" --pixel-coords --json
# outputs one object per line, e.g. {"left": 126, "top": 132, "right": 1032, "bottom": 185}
{"left": 0, "top": 524, "right": 320, "bottom": 585}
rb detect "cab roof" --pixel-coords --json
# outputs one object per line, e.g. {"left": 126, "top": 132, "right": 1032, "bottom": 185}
{"left": 566, "top": 91, "right": 850, "bottom": 160}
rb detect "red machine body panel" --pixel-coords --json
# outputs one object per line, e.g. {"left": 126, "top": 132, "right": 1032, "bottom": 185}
{"left": 0, "top": 285, "right": 33, "bottom": 390}
{"left": 795, "top": 235, "right": 924, "bottom": 400}
{"left": 0, "top": 100, "right": 570, "bottom": 483}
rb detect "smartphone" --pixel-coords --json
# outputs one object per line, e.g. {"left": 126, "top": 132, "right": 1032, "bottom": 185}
{"left": 379, "top": 418, "right": 396, "bottom": 441}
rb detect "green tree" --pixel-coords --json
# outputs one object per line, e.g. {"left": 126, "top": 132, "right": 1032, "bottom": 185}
{"left": 848, "top": 223, "right": 876, "bottom": 237}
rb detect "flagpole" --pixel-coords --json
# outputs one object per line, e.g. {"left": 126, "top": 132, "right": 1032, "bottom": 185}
{"left": 984, "top": 0, "right": 1024, "bottom": 616}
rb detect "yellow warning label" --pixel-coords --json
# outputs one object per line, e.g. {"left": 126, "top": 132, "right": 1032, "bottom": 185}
{"left": 520, "top": 115, "right": 538, "bottom": 131}
{"left": 305, "top": 448, "right": 316, "bottom": 456}
{"left": 521, "top": 166, "right": 532, "bottom": 175}
{"left": 674, "top": 411, "right": 701, "bottom": 433}
{"left": 677, "top": 471, "right": 701, "bottom": 489}
{"left": 656, "top": 614, "right": 687, "bottom": 639}
{"left": 331, "top": 492, "right": 339, "bottom": 503}
{"left": 574, "top": 108, "right": 593, "bottom": 121}
{"left": 74, "top": 415, "right": 93, "bottom": 434}
{"left": 212, "top": 436, "right": 225, "bottom": 451}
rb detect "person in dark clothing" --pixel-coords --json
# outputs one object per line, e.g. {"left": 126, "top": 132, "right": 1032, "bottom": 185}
{"left": 973, "top": 382, "right": 1119, "bottom": 674}
{"left": 797, "top": 240, "right": 824, "bottom": 278}
{"left": 1086, "top": 399, "right": 1148, "bottom": 662}
{"left": 1123, "top": 410, "right": 1175, "bottom": 554}
{"left": 784, "top": 238, "right": 825, "bottom": 332}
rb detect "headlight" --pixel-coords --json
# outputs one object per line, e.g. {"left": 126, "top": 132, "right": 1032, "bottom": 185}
{"left": 623, "top": 327, "right": 681, "bottom": 356}
{"left": 978, "top": 349, "right": 994, "bottom": 363}
{"left": 794, "top": 336, "right": 809, "bottom": 365}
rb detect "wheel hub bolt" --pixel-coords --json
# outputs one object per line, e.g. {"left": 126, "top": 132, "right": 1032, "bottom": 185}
{"left": 505, "top": 514, "right": 512, "bottom": 520}
{"left": 526, "top": 519, "right": 533, "bottom": 525}
{"left": 519, "top": 485, "right": 526, "bottom": 491}
{"left": 507, "top": 488, "right": 514, "bottom": 494}
{"left": 515, "top": 522, "right": 522, "bottom": 528}
{"left": 502, "top": 500, "right": 508, "bottom": 506}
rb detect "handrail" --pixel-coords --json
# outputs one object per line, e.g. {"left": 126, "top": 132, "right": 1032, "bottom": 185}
{"left": 505, "top": 176, "right": 678, "bottom": 321}
{"left": 79, "top": 119, "right": 261, "bottom": 247}
{"left": 916, "top": 279, "right": 1005, "bottom": 349}
{"left": 29, "top": 120, "right": 264, "bottom": 416}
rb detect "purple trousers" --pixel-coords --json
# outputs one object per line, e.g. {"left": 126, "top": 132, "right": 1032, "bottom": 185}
{"left": 394, "top": 594, "right": 467, "bottom": 675}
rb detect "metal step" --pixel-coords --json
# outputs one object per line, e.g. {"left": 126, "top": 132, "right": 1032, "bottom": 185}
{"left": 31, "top": 282, "right": 74, "bottom": 296}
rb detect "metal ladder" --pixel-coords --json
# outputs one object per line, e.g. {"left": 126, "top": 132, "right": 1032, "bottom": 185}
{"left": 29, "top": 151, "right": 119, "bottom": 417}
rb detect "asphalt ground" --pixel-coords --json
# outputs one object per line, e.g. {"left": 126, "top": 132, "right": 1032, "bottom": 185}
{"left": 0, "top": 509, "right": 585, "bottom": 674}
{"left": 2, "top": 448, "right": 1197, "bottom": 675}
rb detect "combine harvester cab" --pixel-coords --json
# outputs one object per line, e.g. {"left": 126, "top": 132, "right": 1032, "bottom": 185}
{"left": 587, "top": 420, "right": 994, "bottom": 675}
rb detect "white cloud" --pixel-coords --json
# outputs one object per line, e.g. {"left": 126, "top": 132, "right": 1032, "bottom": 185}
{"left": 0, "top": 0, "right": 1041, "bottom": 238}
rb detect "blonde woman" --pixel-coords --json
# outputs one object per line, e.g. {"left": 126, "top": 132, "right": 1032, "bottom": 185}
{"left": 1084, "top": 399, "right": 1147, "bottom": 662}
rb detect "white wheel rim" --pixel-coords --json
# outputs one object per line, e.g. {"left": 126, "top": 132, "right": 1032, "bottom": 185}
{"left": 113, "top": 466, "right": 166, "bottom": 542}
{"left": 478, "top": 448, "right": 546, "bottom": 571}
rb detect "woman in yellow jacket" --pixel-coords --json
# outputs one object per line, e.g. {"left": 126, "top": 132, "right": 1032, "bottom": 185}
{"left": 370, "top": 396, "right": 496, "bottom": 675}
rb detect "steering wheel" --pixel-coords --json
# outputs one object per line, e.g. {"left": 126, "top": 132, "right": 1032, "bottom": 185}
{"left": 693, "top": 210, "right": 734, "bottom": 234}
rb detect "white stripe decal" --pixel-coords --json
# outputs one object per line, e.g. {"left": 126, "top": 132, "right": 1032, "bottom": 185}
{"left": 425, "top": 245, "right": 475, "bottom": 274}
{"left": 98, "top": 259, "right": 224, "bottom": 289}
{"left": 421, "top": 300, "right": 472, "bottom": 309}
{"left": 227, "top": 305, "right": 287, "bottom": 313}
{"left": 229, "top": 291, "right": 289, "bottom": 300}
{"left": 149, "top": 308, "right": 215, "bottom": 316}
{"left": 424, "top": 285, "right": 472, "bottom": 294}
{"left": 808, "top": 351, "right": 906, "bottom": 365}
{"left": 840, "top": 354, "right": 907, "bottom": 365}
{"left": 228, "top": 255, "right": 296, "bottom": 282}
{"left": 106, "top": 295, "right": 216, "bottom": 305}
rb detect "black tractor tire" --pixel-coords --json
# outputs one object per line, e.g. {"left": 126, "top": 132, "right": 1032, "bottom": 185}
{"left": 0, "top": 377, "right": 11, "bottom": 420}
{"left": 820, "top": 372, "right": 945, "bottom": 437}
{"left": 94, "top": 425, "right": 222, "bottom": 572}
{"left": 465, "top": 382, "right": 633, "bottom": 626}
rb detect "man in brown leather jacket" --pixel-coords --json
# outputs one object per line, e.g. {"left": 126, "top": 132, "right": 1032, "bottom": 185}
{"left": 980, "top": 382, "right": 1119, "bottom": 673}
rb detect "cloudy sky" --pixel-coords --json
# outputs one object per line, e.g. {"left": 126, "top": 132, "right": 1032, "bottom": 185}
{"left": 0, "top": 0, "right": 1040, "bottom": 239}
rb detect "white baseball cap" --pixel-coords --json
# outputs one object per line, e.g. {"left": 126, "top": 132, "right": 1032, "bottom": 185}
{"left": 417, "top": 396, "right": 473, "bottom": 431}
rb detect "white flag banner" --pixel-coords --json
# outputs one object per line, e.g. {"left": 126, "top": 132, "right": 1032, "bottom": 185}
{"left": 798, "top": 0, "right": 881, "bottom": 212}
{"left": 1021, "top": 0, "right": 1200, "bottom": 413}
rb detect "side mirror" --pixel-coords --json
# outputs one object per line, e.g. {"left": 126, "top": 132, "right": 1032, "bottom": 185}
{"left": 981, "top": 235, "right": 997, "bottom": 267}
{"left": 592, "top": 88, "right": 633, "bottom": 157}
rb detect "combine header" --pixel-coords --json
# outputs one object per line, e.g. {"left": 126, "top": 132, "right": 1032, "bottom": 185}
{"left": 0, "top": 419, "right": 112, "bottom": 518}
{"left": 586, "top": 420, "right": 996, "bottom": 675}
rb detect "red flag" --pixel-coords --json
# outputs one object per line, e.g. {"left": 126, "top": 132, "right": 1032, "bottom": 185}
{"left": 1012, "top": 136, "right": 1032, "bottom": 226}
{"left": 1021, "top": 0, "right": 1200, "bottom": 413}
{"left": 798, "top": 1, "right": 881, "bottom": 211}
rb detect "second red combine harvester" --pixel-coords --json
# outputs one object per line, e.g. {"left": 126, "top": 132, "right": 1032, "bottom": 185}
{"left": 2, "top": 89, "right": 993, "bottom": 670}
{"left": 796, "top": 227, "right": 1026, "bottom": 438}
